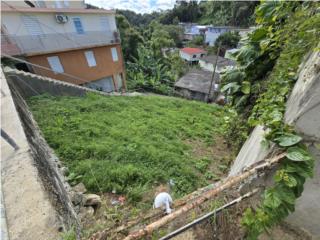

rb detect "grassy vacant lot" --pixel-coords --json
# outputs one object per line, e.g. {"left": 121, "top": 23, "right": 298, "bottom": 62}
{"left": 29, "top": 93, "right": 234, "bottom": 202}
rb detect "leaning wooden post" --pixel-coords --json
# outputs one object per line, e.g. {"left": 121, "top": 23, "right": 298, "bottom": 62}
{"left": 123, "top": 152, "right": 286, "bottom": 240}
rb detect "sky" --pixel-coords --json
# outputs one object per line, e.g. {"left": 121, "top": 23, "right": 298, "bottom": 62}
{"left": 85, "top": 0, "right": 176, "bottom": 14}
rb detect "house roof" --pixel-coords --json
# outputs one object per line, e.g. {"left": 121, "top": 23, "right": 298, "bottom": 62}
{"left": 1, "top": 6, "right": 115, "bottom": 14}
{"left": 200, "top": 55, "right": 236, "bottom": 68}
{"left": 175, "top": 69, "right": 220, "bottom": 94}
{"left": 180, "top": 48, "right": 206, "bottom": 55}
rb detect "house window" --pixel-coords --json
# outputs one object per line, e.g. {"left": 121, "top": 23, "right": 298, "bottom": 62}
{"left": 84, "top": 50, "right": 97, "bottom": 67}
{"left": 193, "top": 55, "right": 196, "bottom": 58}
{"left": 200, "top": 54, "right": 205, "bottom": 57}
{"left": 72, "top": 17, "right": 84, "bottom": 34}
{"left": 47, "top": 56, "right": 64, "bottom": 73}
{"left": 111, "top": 47, "right": 118, "bottom": 62}
{"left": 22, "top": 16, "right": 43, "bottom": 36}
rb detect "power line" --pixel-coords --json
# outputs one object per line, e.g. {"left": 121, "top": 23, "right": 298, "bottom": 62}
{"left": 2, "top": 54, "right": 93, "bottom": 85}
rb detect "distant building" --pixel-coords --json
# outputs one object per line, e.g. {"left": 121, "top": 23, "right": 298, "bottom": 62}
{"left": 205, "top": 26, "right": 250, "bottom": 46}
{"left": 180, "top": 47, "right": 207, "bottom": 63}
{"left": 1, "top": 0, "right": 125, "bottom": 93}
{"left": 205, "top": 26, "right": 231, "bottom": 46}
{"left": 199, "top": 55, "right": 236, "bottom": 73}
{"left": 182, "top": 24, "right": 207, "bottom": 41}
{"left": 175, "top": 69, "right": 219, "bottom": 102}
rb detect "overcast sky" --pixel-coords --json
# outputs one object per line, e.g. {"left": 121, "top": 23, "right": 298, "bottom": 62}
{"left": 85, "top": 0, "right": 176, "bottom": 14}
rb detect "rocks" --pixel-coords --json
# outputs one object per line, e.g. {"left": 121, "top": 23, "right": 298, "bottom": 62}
{"left": 73, "top": 183, "right": 87, "bottom": 194}
{"left": 83, "top": 194, "right": 102, "bottom": 212}
{"left": 79, "top": 206, "right": 95, "bottom": 219}
{"left": 71, "top": 191, "right": 83, "bottom": 206}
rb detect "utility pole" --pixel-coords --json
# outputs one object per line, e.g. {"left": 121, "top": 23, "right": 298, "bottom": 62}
{"left": 207, "top": 42, "right": 221, "bottom": 103}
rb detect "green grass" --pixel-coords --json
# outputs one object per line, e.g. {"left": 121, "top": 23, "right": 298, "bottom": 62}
{"left": 29, "top": 93, "right": 232, "bottom": 202}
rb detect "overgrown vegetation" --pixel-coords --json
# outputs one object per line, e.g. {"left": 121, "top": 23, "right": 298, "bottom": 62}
{"left": 29, "top": 94, "right": 234, "bottom": 203}
{"left": 114, "top": 1, "right": 255, "bottom": 95}
{"left": 221, "top": 1, "right": 319, "bottom": 238}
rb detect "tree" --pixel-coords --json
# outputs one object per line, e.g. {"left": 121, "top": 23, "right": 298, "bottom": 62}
{"left": 199, "top": 1, "right": 258, "bottom": 27}
{"left": 214, "top": 31, "right": 241, "bottom": 49}
{"left": 126, "top": 46, "right": 175, "bottom": 95}
{"left": 116, "top": 14, "right": 144, "bottom": 61}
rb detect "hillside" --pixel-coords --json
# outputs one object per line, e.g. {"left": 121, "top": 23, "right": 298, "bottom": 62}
{"left": 28, "top": 94, "right": 235, "bottom": 203}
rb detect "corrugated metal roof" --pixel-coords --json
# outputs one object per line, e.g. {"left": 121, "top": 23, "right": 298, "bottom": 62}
{"left": 180, "top": 47, "right": 207, "bottom": 55}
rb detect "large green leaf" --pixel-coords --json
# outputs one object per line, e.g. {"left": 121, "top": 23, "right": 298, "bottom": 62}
{"left": 241, "top": 81, "right": 251, "bottom": 94}
{"left": 220, "top": 82, "right": 240, "bottom": 93}
{"left": 275, "top": 186, "right": 295, "bottom": 205}
{"left": 274, "top": 134, "right": 302, "bottom": 147}
{"left": 251, "top": 28, "right": 267, "bottom": 41}
{"left": 286, "top": 146, "right": 312, "bottom": 162}
{"left": 264, "top": 190, "right": 281, "bottom": 208}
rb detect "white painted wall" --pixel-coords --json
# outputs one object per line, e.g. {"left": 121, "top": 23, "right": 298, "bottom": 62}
{"left": 1, "top": 11, "right": 117, "bottom": 36}
{"left": 180, "top": 51, "right": 205, "bottom": 62}
{"left": 2, "top": 0, "right": 85, "bottom": 9}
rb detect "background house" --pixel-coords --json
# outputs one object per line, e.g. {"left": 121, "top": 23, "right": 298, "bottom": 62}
{"left": 1, "top": 0, "right": 125, "bottom": 93}
{"left": 175, "top": 69, "right": 219, "bottom": 102}
{"left": 179, "top": 47, "right": 206, "bottom": 63}
{"left": 199, "top": 55, "right": 236, "bottom": 73}
{"left": 205, "top": 26, "right": 230, "bottom": 46}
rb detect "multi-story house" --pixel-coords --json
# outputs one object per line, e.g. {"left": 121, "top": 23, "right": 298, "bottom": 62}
{"left": 1, "top": 1, "right": 126, "bottom": 93}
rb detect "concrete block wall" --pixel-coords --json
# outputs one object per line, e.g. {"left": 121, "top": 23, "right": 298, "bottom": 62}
{"left": 3, "top": 66, "right": 110, "bottom": 99}
{"left": 1, "top": 69, "right": 72, "bottom": 240}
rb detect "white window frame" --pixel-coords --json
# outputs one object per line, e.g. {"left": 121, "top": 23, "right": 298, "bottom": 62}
{"left": 111, "top": 47, "right": 118, "bottom": 62}
{"left": 84, "top": 50, "right": 97, "bottom": 67}
{"left": 47, "top": 56, "right": 64, "bottom": 73}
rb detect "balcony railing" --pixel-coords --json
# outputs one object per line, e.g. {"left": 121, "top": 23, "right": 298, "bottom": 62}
{"left": 1, "top": 30, "right": 120, "bottom": 56}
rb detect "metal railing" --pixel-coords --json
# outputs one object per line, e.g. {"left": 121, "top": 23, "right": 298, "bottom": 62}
{"left": 1, "top": 30, "right": 120, "bottom": 55}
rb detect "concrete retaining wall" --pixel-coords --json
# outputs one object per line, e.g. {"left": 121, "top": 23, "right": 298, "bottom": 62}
{"left": 9, "top": 82, "right": 80, "bottom": 234}
{"left": 1, "top": 69, "right": 69, "bottom": 240}
{"left": 229, "top": 49, "right": 320, "bottom": 238}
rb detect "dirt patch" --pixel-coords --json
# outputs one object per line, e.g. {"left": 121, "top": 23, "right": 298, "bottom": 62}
{"left": 184, "top": 135, "right": 235, "bottom": 180}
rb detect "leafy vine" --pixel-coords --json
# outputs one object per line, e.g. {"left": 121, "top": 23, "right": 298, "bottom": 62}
{"left": 221, "top": 1, "right": 320, "bottom": 239}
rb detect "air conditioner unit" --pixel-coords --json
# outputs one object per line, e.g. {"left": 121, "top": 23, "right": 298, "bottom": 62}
{"left": 55, "top": 14, "right": 68, "bottom": 24}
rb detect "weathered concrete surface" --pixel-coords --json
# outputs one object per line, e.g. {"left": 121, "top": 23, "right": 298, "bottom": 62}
{"left": 3, "top": 66, "right": 140, "bottom": 99}
{"left": 1, "top": 69, "right": 61, "bottom": 240}
{"left": 284, "top": 50, "right": 320, "bottom": 238}
{"left": 285, "top": 51, "right": 320, "bottom": 141}
{"left": 229, "top": 125, "right": 272, "bottom": 176}
{"left": 286, "top": 144, "right": 320, "bottom": 238}
{"left": 229, "top": 49, "right": 320, "bottom": 238}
